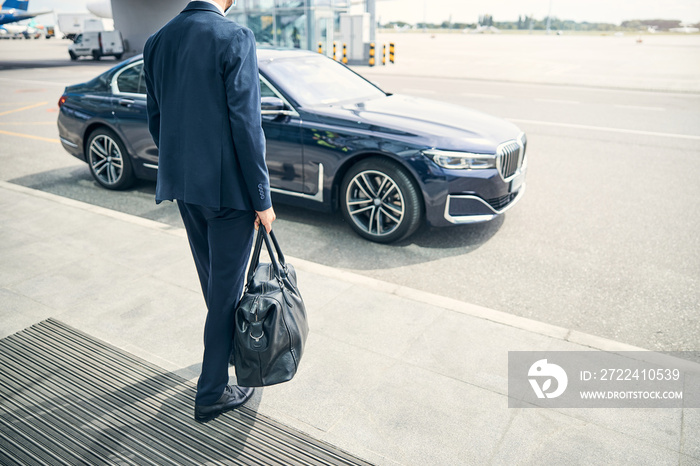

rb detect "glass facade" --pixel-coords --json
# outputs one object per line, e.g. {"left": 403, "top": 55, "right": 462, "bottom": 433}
{"left": 226, "top": 0, "right": 350, "bottom": 54}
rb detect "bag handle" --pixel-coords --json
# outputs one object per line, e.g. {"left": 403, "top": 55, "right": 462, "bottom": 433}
{"left": 245, "top": 229, "right": 285, "bottom": 285}
{"left": 246, "top": 228, "right": 265, "bottom": 284}
{"left": 268, "top": 229, "right": 288, "bottom": 271}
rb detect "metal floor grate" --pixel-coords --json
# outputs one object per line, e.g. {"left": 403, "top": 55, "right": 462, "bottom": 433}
{"left": 0, "top": 319, "right": 373, "bottom": 466}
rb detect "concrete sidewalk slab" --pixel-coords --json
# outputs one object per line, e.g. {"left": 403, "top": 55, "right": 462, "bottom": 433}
{"left": 0, "top": 180, "right": 698, "bottom": 465}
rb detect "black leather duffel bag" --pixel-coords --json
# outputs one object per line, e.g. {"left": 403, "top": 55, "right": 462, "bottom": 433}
{"left": 233, "top": 229, "right": 308, "bottom": 387}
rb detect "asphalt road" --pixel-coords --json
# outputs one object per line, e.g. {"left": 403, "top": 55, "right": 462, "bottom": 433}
{"left": 1, "top": 38, "right": 698, "bottom": 353}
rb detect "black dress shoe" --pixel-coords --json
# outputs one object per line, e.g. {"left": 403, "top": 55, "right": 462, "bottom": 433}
{"left": 194, "top": 385, "right": 254, "bottom": 423}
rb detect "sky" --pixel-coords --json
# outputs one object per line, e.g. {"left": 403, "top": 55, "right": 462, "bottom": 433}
{"left": 21, "top": 0, "right": 700, "bottom": 25}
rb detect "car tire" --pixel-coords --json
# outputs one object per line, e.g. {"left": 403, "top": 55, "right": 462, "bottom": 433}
{"left": 69, "top": 51, "right": 77, "bottom": 61}
{"left": 86, "top": 128, "right": 135, "bottom": 190}
{"left": 114, "top": 53, "right": 123, "bottom": 60}
{"left": 92, "top": 50, "right": 101, "bottom": 60}
{"left": 340, "top": 157, "right": 423, "bottom": 243}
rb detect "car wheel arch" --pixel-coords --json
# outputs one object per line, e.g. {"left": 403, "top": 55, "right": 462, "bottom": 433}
{"left": 83, "top": 122, "right": 129, "bottom": 157}
{"left": 330, "top": 152, "right": 426, "bottom": 213}
{"left": 83, "top": 122, "right": 111, "bottom": 155}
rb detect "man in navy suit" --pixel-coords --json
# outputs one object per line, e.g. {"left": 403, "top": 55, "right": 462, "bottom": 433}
{"left": 143, "top": 0, "right": 276, "bottom": 423}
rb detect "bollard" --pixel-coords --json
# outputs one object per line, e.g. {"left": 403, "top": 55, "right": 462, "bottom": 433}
{"left": 389, "top": 42, "right": 395, "bottom": 64}
{"left": 333, "top": 41, "right": 337, "bottom": 61}
{"left": 318, "top": 42, "right": 323, "bottom": 54}
{"left": 369, "top": 43, "right": 375, "bottom": 67}
{"left": 342, "top": 43, "right": 348, "bottom": 65}
{"left": 382, "top": 44, "right": 386, "bottom": 65}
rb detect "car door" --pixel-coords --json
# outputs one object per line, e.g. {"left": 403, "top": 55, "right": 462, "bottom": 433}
{"left": 73, "top": 34, "right": 91, "bottom": 54}
{"left": 112, "top": 61, "right": 159, "bottom": 171}
{"left": 259, "top": 76, "right": 305, "bottom": 194}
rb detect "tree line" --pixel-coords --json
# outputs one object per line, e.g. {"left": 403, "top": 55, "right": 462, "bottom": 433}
{"left": 383, "top": 17, "right": 699, "bottom": 32}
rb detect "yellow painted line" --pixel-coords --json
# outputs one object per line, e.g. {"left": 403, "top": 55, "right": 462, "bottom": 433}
{"left": 0, "top": 121, "right": 56, "bottom": 126}
{"left": 0, "top": 102, "right": 48, "bottom": 117}
{"left": 0, "top": 129, "right": 59, "bottom": 144}
{"left": 0, "top": 102, "right": 47, "bottom": 107}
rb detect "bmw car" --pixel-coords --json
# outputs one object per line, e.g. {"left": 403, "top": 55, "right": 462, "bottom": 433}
{"left": 57, "top": 49, "right": 527, "bottom": 243}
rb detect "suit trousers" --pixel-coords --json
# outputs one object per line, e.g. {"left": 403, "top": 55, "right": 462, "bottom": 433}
{"left": 177, "top": 201, "right": 255, "bottom": 405}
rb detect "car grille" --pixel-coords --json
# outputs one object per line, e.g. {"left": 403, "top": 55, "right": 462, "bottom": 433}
{"left": 487, "top": 192, "right": 519, "bottom": 211}
{"left": 496, "top": 134, "right": 526, "bottom": 180}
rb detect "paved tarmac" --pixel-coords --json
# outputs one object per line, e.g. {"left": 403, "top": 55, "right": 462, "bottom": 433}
{"left": 2, "top": 180, "right": 699, "bottom": 465}
{"left": 2, "top": 38, "right": 699, "bottom": 355}
{"left": 370, "top": 32, "right": 700, "bottom": 93}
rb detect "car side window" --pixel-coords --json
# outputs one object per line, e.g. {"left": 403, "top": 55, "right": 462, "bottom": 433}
{"left": 137, "top": 68, "right": 146, "bottom": 95}
{"left": 116, "top": 63, "right": 143, "bottom": 95}
{"left": 260, "top": 79, "right": 277, "bottom": 98}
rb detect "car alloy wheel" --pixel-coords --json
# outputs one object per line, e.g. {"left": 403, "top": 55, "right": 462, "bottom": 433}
{"left": 341, "top": 158, "right": 423, "bottom": 243}
{"left": 86, "top": 128, "right": 134, "bottom": 190}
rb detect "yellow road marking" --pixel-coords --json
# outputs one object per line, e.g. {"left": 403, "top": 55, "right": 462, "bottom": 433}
{"left": 0, "top": 102, "right": 48, "bottom": 107}
{"left": 0, "top": 102, "right": 49, "bottom": 117}
{"left": 0, "top": 122, "right": 56, "bottom": 126}
{"left": 0, "top": 129, "right": 59, "bottom": 144}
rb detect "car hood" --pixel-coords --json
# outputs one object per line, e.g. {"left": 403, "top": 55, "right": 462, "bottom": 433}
{"left": 308, "top": 94, "right": 522, "bottom": 153}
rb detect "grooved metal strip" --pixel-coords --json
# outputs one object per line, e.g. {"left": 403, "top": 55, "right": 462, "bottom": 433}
{"left": 0, "top": 319, "right": 374, "bottom": 466}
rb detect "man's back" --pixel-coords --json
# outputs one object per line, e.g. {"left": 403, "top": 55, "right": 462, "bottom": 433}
{"left": 142, "top": 1, "right": 275, "bottom": 421}
{"left": 143, "top": 1, "right": 271, "bottom": 212}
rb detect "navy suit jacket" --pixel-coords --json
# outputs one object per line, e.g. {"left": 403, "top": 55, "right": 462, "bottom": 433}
{"left": 143, "top": 1, "right": 271, "bottom": 212}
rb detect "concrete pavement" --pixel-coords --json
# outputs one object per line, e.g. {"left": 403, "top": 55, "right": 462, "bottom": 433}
{"left": 368, "top": 33, "right": 700, "bottom": 93}
{"left": 1, "top": 180, "right": 698, "bottom": 465}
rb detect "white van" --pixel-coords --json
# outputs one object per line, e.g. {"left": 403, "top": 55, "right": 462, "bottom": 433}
{"left": 69, "top": 30, "right": 124, "bottom": 61}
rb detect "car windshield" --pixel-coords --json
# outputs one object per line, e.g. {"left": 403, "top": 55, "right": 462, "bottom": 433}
{"left": 262, "top": 55, "right": 385, "bottom": 107}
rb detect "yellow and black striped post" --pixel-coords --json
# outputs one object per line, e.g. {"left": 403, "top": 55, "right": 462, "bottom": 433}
{"left": 369, "top": 43, "right": 375, "bottom": 66}
{"left": 342, "top": 43, "right": 348, "bottom": 64}
{"left": 389, "top": 42, "right": 395, "bottom": 64}
{"left": 382, "top": 44, "right": 386, "bottom": 65}
{"left": 318, "top": 42, "right": 323, "bottom": 54}
{"left": 333, "top": 42, "right": 337, "bottom": 61}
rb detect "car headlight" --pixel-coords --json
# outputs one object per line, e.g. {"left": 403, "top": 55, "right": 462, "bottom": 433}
{"left": 423, "top": 149, "right": 496, "bottom": 170}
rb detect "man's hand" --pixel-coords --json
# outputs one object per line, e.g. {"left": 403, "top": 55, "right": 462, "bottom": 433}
{"left": 255, "top": 207, "right": 276, "bottom": 233}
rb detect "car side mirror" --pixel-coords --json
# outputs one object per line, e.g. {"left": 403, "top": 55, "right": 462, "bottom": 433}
{"left": 261, "top": 96, "right": 290, "bottom": 116}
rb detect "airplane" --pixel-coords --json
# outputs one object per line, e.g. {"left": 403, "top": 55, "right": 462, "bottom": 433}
{"left": 87, "top": 0, "right": 112, "bottom": 19}
{"left": 465, "top": 24, "right": 501, "bottom": 34}
{"left": 669, "top": 24, "right": 700, "bottom": 33}
{"left": 0, "top": 23, "right": 27, "bottom": 38}
{"left": 0, "top": 0, "right": 52, "bottom": 26}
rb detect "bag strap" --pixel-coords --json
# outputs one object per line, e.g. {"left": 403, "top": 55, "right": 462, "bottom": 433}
{"left": 245, "top": 228, "right": 284, "bottom": 285}
{"left": 245, "top": 227, "right": 266, "bottom": 285}
{"left": 269, "top": 230, "right": 287, "bottom": 271}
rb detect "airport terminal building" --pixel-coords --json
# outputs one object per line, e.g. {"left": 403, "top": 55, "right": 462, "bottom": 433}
{"left": 113, "top": 0, "right": 373, "bottom": 61}
{"left": 227, "top": 0, "right": 349, "bottom": 54}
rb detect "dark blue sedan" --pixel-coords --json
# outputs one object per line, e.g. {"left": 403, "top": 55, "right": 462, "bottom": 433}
{"left": 57, "top": 49, "right": 527, "bottom": 243}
